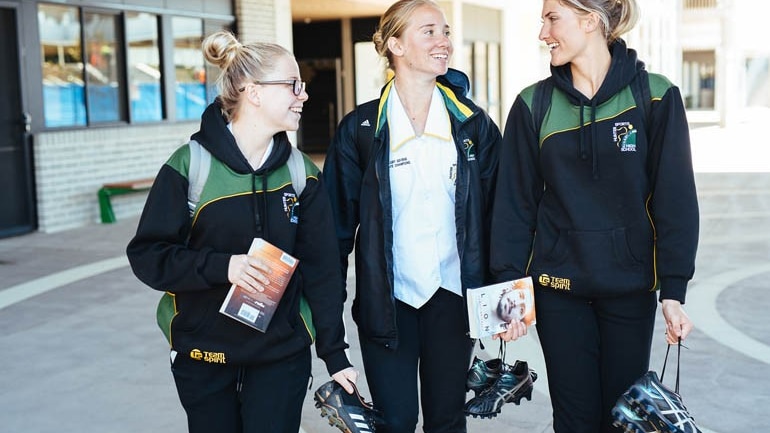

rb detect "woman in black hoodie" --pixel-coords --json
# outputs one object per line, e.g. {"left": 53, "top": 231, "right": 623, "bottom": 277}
{"left": 490, "top": 1, "right": 699, "bottom": 432}
{"left": 127, "top": 31, "right": 357, "bottom": 433}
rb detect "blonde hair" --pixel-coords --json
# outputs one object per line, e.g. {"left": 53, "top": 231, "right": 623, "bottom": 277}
{"left": 559, "top": 0, "right": 640, "bottom": 44}
{"left": 372, "top": 0, "right": 442, "bottom": 71}
{"left": 201, "top": 31, "right": 293, "bottom": 121}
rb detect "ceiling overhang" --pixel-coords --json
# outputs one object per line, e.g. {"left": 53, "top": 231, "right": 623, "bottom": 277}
{"left": 291, "top": 0, "right": 391, "bottom": 22}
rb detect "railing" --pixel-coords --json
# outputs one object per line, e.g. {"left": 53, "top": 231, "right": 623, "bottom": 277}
{"left": 684, "top": 0, "right": 717, "bottom": 9}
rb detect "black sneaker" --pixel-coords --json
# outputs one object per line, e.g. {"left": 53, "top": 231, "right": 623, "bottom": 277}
{"left": 611, "top": 395, "right": 661, "bottom": 433}
{"left": 624, "top": 372, "right": 702, "bottom": 433}
{"left": 466, "top": 356, "right": 507, "bottom": 395}
{"left": 314, "top": 380, "right": 381, "bottom": 433}
{"left": 463, "top": 360, "right": 535, "bottom": 419}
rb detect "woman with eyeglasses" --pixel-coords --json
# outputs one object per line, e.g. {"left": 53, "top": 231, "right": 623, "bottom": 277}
{"left": 127, "top": 31, "right": 357, "bottom": 433}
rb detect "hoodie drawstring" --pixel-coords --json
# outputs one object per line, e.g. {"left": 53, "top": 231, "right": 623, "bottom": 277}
{"left": 251, "top": 173, "right": 262, "bottom": 234}
{"left": 578, "top": 103, "right": 587, "bottom": 161}
{"left": 261, "top": 176, "right": 269, "bottom": 237}
{"left": 249, "top": 172, "right": 271, "bottom": 237}
{"left": 590, "top": 98, "right": 599, "bottom": 180}
{"left": 578, "top": 99, "right": 601, "bottom": 180}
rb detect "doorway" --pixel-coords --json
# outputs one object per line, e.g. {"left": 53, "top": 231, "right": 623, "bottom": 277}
{"left": 0, "top": 6, "right": 36, "bottom": 238}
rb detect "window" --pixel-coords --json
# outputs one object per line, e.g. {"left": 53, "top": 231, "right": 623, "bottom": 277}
{"left": 127, "top": 12, "right": 162, "bottom": 122}
{"left": 746, "top": 57, "right": 770, "bottom": 108}
{"left": 172, "top": 17, "right": 206, "bottom": 120}
{"left": 38, "top": 4, "right": 229, "bottom": 128}
{"left": 683, "top": 51, "right": 715, "bottom": 110}
{"left": 39, "top": 6, "right": 126, "bottom": 126}
{"left": 39, "top": 4, "right": 85, "bottom": 127}
{"left": 83, "top": 11, "right": 123, "bottom": 123}
{"left": 465, "top": 41, "right": 502, "bottom": 125}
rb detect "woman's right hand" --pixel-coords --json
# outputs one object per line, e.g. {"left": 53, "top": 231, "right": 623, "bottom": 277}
{"left": 332, "top": 367, "right": 359, "bottom": 394}
{"left": 228, "top": 254, "right": 271, "bottom": 293}
{"left": 492, "top": 319, "right": 528, "bottom": 342}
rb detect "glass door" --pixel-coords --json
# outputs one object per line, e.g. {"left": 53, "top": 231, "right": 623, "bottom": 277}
{"left": 0, "top": 6, "right": 36, "bottom": 237}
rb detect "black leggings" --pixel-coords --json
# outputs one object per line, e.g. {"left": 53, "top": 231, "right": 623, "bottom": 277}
{"left": 171, "top": 348, "right": 311, "bottom": 433}
{"left": 359, "top": 289, "right": 474, "bottom": 433}
{"left": 535, "top": 287, "right": 657, "bottom": 433}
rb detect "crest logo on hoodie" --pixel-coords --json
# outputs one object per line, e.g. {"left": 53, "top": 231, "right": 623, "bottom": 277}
{"left": 463, "top": 138, "right": 476, "bottom": 161}
{"left": 283, "top": 192, "right": 299, "bottom": 224}
{"left": 613, "top": 121, "right": 637, "bottom": 152}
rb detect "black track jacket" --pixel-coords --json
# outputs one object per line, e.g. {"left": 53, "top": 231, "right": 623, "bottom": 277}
{"left": 324, "top": 69, "right": 501, "bottom": 349}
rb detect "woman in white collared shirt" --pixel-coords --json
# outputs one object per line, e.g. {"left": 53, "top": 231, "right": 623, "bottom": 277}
{"left": 323, "top": 1, "right": 501, "bottom": 432}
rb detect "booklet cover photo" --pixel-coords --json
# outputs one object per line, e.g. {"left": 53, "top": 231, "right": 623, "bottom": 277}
{"left": 466, "top": 276, "right": 536, "bottom": 339}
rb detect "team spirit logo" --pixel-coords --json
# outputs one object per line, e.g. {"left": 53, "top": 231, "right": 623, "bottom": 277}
{"left": 189, "top": 348, "right": 226, "bottom": 364}
{"left": 282, "top": 192, "right": 299, "bottom": 224}
{"left": 612, "top": 121, "right": 638, "bottom": 152}
{"left": 463, "top": 138, "right": 476, "bottom": 161}
{"left": 538, "top": 273, "right": 571, "bottom": 291}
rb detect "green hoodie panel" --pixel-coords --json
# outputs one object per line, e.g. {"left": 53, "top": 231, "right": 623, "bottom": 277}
{"left": 521, "top": 74, "right": 673, "bottom": 148}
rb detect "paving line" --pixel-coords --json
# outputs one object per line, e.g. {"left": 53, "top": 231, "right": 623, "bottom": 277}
{"left": 0, "top": 255, "right": 128, "bottom": 310}
{"left": 687, "top": 263, "right": 770, "bottom": 365}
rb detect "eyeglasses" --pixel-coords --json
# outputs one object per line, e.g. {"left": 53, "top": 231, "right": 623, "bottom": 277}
{"left": 238, "top": 80, "right": 306, "bottom": 96}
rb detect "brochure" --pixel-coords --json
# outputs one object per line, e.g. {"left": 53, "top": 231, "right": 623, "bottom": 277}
{"left": 219, "top": 238, "right": 299, "bottom": 332}
{"left": 466, "top": 276, "right": 536, "bottom": 339}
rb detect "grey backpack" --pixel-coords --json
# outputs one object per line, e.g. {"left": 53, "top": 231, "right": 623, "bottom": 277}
{"left": 186, "top": 139, "right": 307, "bottom": 216}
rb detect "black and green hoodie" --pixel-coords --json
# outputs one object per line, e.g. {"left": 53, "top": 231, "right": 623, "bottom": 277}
{"left": 127, "top": 100, "right": 351, "bottom": 375}
{"left": 490, "top": 40, "right": 699, "bottom": 303}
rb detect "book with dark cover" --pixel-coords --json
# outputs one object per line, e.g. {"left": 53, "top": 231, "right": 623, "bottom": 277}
{"left": 219, "top": 238, "right": 299, "bottom": 332}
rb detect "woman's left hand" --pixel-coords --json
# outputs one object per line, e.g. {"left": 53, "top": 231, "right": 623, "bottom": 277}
{"left": 661, "top": 299, "right": 694, "bottom": 344}
{"left": 331, "top": 367, "right": 359, "bottom": 394}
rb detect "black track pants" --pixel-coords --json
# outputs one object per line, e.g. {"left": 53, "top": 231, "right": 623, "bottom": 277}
{"left": 171, "top": 347, "right": 311, "bottom": 433}
{"left": 359, "top": 289, "right": 474, "bottom": 433}
{"left": 535, "top": 287, "right": 657, "bottom": 433}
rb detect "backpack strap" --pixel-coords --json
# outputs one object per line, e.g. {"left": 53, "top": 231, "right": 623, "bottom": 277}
{"left": 531, "top": 77, "right": 554, "bottom": 144}
{"left": 187, "top": 139, "right": 211, "bottom": 217}
{"left": 629, "top": 70, "right": 660, "bottom": 188}
{"left": 287, "top": 145, "right": 306, "bottom": 196}
{"left": 630, "top": 69, "right": 652, "bottom": 132}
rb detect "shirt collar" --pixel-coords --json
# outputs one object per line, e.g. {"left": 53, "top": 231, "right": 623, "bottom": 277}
{"left": 388, "top": 85, "right": 452, "bottom": 152}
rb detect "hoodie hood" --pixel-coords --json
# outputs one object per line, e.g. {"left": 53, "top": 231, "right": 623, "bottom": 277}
{"left": 550, "top": 39, "right": 644, "bottom": 105}
{"left": 548, "top": 39, "right": 645, "bottom": 179}
{"left": 190, "top": 98, "right": 292, "bottom": 175}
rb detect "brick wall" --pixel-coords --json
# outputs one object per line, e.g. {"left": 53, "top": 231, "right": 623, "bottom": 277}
{"left": 33, "top": 123, "right": 196, "bottom": 233}
{"left": 235, "top": 0, "right": 277, "bottom": 43}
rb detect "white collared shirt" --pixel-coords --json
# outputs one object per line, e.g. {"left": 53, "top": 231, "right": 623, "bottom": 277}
{"left": 388, "top": 85, "right": 461, "bottom": 308}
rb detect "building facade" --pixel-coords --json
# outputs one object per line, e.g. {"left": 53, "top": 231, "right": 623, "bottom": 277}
{"left": 2, "top": 0, "right": 760, "bottom": 237}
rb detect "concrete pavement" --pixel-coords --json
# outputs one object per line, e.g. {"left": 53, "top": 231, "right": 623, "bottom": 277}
{"left": 1, "top": 120, "right": 769, "bottom": 433}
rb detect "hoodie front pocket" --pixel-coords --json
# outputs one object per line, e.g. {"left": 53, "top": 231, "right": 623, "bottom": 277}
{"left": 535, "top": 228, "right": 648, "bottom": 295}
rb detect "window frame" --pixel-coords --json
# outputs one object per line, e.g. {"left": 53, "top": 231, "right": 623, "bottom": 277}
{"left": 35, "top": 2, "right": 231, "bottom": 131}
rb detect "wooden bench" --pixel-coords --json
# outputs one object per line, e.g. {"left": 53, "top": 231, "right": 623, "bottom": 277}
{"left": 98, "top": 177, "right": 154, "bottom": 223}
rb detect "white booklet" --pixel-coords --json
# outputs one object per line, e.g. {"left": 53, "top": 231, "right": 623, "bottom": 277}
{"left": 466, "top": 276, "right": 536, "bottom": 339}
